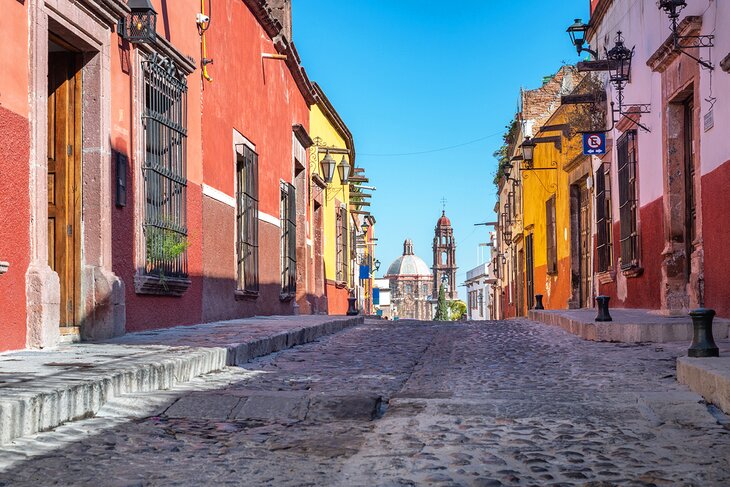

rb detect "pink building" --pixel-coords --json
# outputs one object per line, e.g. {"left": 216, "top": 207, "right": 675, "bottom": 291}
{"left": 582, "top": 0, "right": 730, "bottom": 317}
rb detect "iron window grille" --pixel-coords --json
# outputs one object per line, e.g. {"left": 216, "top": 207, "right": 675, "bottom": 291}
{"left": 280, "top": 182, "right": 297, "bottom": 296}
{"left": 546, "top": 196, "right": 558, "bottom": 275}
{"left": 349, "top": 225, "right": 357, "bottom": 286}
{"left": 236, "top": 144, "right": 259, "bottom": 294}
{"left": 617, "top": 130, "right": 639, "bottom": 269}
{"left": 142, "top": 53, "right": 188, "bottom": 279}
{"left": 595, "top": 163, "right": 614, "bottom": 272}
{"left": 336, "top": 207, "right": 348, "bottom": 283}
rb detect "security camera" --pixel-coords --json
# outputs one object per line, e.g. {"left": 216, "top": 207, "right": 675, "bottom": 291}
{"left": 196, "top": 13, "right": 210, "bottom": 25}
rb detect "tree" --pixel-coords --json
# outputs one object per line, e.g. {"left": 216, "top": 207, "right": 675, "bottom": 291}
{"left": 434, "top": 284, "right": 449, "bottom": 321}
{"left": 448, "top": 300, "right": 467, "bottom": 321}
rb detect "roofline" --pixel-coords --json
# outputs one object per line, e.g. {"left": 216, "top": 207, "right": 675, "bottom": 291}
{"left": 242, "top": 0, "right": 317, "bottom": 105}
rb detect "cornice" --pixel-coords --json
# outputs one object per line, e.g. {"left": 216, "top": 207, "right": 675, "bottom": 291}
{"left": 74, "top": 0, "right": 129, "bottom": 27}
{"left": 647, "top": 16, "right": 703, "bottom": 73}
{"left": 587, "top": 0, "right": 613, "bottom": 41}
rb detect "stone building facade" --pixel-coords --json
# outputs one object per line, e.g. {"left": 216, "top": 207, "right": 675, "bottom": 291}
{"left": 385, "top": 240, "right": 433, "bottom": 320}
{"left": 433, "top": 211, "right": 458, "bottom": 300}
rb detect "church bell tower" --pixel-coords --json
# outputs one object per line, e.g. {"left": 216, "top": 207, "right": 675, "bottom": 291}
{"left": 433, "top": 210, "right": 458, "bottom": 300}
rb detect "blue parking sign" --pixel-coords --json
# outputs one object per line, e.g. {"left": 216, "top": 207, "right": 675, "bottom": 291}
{"left": 583, "top": 133, "right": 606, "bottom": 155}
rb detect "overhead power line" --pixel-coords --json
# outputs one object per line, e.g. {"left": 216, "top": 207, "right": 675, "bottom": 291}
{"left": 359, "top": 130, "right": 504, "bottom": 157}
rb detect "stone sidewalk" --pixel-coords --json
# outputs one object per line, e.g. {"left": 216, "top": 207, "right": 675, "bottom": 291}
{"left": 529, "top": 307, "right": 730, "bottom": 343}
{"left": 0, "top": 315, "right": 362, "bottom": 446}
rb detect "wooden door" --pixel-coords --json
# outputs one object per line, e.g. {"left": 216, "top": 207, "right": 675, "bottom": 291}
{"left": 525, "top": 234, "right": 535, "bottom": 310}
{"left": 579, "top": 181, "right": 592, "bottom": 308}
{"left": 48, "top": 51, "right": 81, "bottom": 329}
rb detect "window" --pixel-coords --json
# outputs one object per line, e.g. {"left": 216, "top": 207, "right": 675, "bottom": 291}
{"left": 336, "top": 207, "right": 348, "bottom": 283}
{"left": 546, "top": 196, "right": 557, "bottom": 275}
{"left": 280, "top": 182, "right": 296, "bottom": 296}
{"left": 236, "top": 144, "right": 259, "bottom": 293}
{"left": 142, "top": 54, "right": 188, "bottom": 279}
{"left": 595, "top": 163, "right": 613, "bottom": 272}
{"left": 617, "top": 130, "right": 639, "bottom": 269}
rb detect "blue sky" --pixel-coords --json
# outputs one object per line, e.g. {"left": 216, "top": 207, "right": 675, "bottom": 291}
{"left": 293, "top": 0, "right": 588, "bottom": 293}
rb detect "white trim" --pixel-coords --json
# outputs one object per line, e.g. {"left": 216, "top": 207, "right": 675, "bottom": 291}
{"left": 259, "top": 211, "right": 281, "bottom": 227}
{"left": 202, "top": 184, "right": 236, "bottom": 208}
{"left": 306, "top": 238, "right": 313, "bottom": 247}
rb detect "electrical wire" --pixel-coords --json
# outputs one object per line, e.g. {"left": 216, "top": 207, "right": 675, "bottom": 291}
{"left": 359, "top": 130, "right": 504, "bottom": 157}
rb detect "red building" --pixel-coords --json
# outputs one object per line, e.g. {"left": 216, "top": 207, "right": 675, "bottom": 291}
{"left": 0, "top": 0, "right": 334, "bottom": 352}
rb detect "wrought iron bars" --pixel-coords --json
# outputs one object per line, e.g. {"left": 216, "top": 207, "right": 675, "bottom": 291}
{"left": 142, "top": 53, "right": 188, "bottom": 279}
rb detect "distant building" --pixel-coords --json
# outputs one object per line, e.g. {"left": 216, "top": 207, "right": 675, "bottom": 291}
{"left": 432, "top": 211, "right": 458, "bottom": 300}
{"left": 385, "top": 240, "right": 433, "bottom": 320}
{"left": 464, "top": 263, "right": 497, "bottom": 320}
{"left": 372, "top": 278, "right": 392, "bottom": 319}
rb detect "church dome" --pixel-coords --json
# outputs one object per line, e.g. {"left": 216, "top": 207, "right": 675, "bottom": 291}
{"left": 437, "top": 211, "right": 451, "bottom": 227}
{"left": 385, "top": 239, "right": 432, "bottom": 277}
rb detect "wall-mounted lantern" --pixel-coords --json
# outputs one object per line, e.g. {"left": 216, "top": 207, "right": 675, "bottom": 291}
{"left": 604, "top": 31, "right": 651, "bottom": 132}
{"left": 361, "top": 221, "right": 370, "bottom": 235}
{"left": 320, "top": 150, "right": 336, "bottom": 184}
{"left": 118, "top": 0, "right": 157, "bottom": 44}
{"left": 374, "top": 259, "right": 381, "bottom": 272}
{"left": 520, "top": 137, "right": 536, "bottom": 166}
{"left": 606, "top": 31, "right": 633, "bottom": 86}
{"left": 567, "top": 19, "right": 597, "bottom": 58}
{"left": 337, "top": 155, "right": 351, "bottom": 185}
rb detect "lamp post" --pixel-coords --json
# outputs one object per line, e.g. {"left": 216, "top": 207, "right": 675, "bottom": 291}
{"left": 119, "top": 0, "right": 158, "bottom": 44}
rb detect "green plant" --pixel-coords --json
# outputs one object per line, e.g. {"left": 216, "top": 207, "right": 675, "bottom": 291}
{"left": 492, "top": 117, "right": 520, "bottom": 187}
{"left": 448, "top": 300, "right": 467, "bottom": 321}
{"left": 145, "top": 226, "right": 189, "bottom": 285}
{"left": 433, "top": 284, "right": 449, "bottom": 321}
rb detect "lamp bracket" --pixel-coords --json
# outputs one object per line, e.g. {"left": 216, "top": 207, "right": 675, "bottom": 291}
{"left": 529, "top": 136, "right": 562, "bottom": 152}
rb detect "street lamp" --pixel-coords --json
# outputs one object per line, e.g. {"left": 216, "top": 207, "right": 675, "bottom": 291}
{"left": 606, "top": 31, "right": 633, "bottom": 87}
{"left": 566, "top": 18, "right": 597, "bottom": 58}
{"left": 361, "top": 221, "right": 369, "bottom": 235}
{"left": 374, "top": 259, "right": 381, "bottom": 272}
{"left": 320, "top": 150, "right": 336, "bottom": 184}
{"left": 520, "top": 137, "right": 536, "bottom": 166}
{"left": 118, "top": 0, "right": 157, "bottom": 44}
{"left": 337, "top": 155, "right": 351, "bottom": 185}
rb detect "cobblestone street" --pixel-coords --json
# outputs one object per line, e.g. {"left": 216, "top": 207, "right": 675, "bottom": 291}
{"left": 1, "top": 319, "right": 729, "bottom": 486}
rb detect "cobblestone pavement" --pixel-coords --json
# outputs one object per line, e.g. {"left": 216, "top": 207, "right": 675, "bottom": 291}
{"left": 1, "top": 319, "right": 730, "bottom": 486}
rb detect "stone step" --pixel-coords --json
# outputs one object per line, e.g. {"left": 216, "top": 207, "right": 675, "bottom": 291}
{"left": 0, "top": 315, "right": 363, "bottom": 445}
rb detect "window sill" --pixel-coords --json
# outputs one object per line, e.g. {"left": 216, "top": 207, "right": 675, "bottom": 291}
{"left": 335, "top": 281, "right": 348, "bottom": 289}
{"left": 135, "top": 274, "right": 191, "bottom": 297}
{"left": 596, "top": 270, "right": 616, "bottom": 284}
{"left": 621, "top": 266, "right": 644, "bottom": 278}
{"left": 279, "top": 292, "right": 295, "bottom": 302}
{"left": 235, "top": 289, "right": 259, "bottom": 301}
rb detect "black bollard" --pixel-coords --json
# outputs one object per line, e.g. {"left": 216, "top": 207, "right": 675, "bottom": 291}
{"left": 534, "top": 294, "right": 545, "bottom": 310}
{"left": 346, "top": 291, "right": 359, "bottom": 316}
{"left": 688, "top": 308, "right": 719, "bottom": 357}
{"left": 595, "top": 295, "right": 613, "bottom": 322}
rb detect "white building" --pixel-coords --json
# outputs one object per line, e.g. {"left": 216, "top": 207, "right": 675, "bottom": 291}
{"left": 464, "top": 262, "right": 497, "bottom": 320}
{"left": 373, "top": 278, "right": 392, "bottom": 319}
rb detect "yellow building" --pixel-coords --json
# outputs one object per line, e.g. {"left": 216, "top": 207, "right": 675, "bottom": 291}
{"left": 309, "top": 83, "right": 359, "bottom": 314}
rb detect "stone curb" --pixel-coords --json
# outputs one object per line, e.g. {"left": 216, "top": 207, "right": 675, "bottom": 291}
{"left": 677, "top": 356, "right": 730, "bottom": 414}
{"left": 0, "top": 316, "right": 363, "bottom": 445}
{"left": 528, "top": 310, "right": 730, "bottom": 343}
